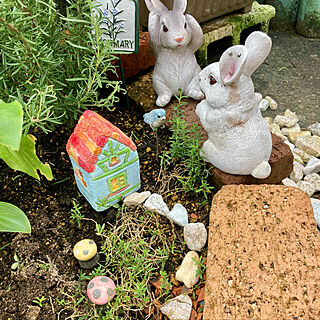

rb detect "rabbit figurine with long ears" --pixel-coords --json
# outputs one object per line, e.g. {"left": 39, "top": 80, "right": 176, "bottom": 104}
{"left": 196, "top": 31, "right": 273, "bottom": 179}
{"left": 145, "top": 0, "right": 204, "bottom": 107}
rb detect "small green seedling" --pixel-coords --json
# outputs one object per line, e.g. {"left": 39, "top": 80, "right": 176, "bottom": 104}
{"left": 32, "top": 296, "right": 46, "bottom": 308}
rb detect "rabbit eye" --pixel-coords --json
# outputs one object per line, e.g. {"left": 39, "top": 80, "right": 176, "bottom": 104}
{"left": 209, "top": 75, "right": 217, "bottom": 85}
{"left": 163, "top": 25, "right": 168, "bottom": 32}
{"left": 184, "top": 23, "right": 187, "bottom": 29}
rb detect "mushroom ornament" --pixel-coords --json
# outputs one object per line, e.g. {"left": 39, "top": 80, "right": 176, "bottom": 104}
{"left": 73, "top": 239, "right": 99, "bottom": 269}
{"left": 87, "top": 276, "right": 116, "bottom": 305}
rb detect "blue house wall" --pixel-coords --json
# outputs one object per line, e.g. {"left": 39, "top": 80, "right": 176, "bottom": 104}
{"left": 70, "top": 138, "right": 140, "bottom": 211}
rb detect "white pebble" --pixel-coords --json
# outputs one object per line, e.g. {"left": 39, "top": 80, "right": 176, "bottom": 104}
{"left": 290, "top": 161, "right": 305, "bottom": 183}
{"left": 166, "top": 203, "right": 188, "bottom": 227}
{"left": 297, "top": 181, "right": 316, "bottom": 197}
{"left": 259, "top": 99, "right": 270, "bottom": 112}
{"left": 144, "top": 193, "right": 169, "bottom": 216}
{"left": 265, "top": 96, "right": 278, "bottom": 110}
{"left": 303, "top": 156, "right": 320, "bottom": 175}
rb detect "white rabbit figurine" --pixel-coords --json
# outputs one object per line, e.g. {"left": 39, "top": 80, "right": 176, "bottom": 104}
{"left": 196, "top": 31, "right": 273, "bottom": 179}
{"left": 145, "top": 0, "right": 204, "bottom": 107}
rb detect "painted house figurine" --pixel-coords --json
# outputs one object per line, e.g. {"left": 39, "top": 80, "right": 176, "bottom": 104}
{"left": 66, "top": 110, "right": 140, "bottom": 211}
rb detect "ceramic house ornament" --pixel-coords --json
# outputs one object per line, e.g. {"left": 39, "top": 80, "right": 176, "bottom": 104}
{"left": 66, "top": 110, "right": 140, "bottom": 211}
{"left": 145, "top": 0, "right": 204, "bottom": 107}
{"left": 196, "top": 31, "right": 273, "bottom": 179}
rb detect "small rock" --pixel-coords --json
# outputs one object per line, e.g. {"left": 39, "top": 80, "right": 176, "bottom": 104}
{"left": 290, "top": 161, "right": 305, "bottom": 183}
{"left": 293, "top": 148, "right": 312, "bottom": 163}
{"left": 284, "top": 141, "right": 295, "bottom": 152}
{"left": 160, "top": 294, "right": 192, "bottom": 320}
{"left": 304, "top": 173, "right": 320, "bottom": 191}
{"left": 288, "top": 130, "right": 311, "bottom": 144}
{"left": 175, "top": 251, "right": 200, "bottom": 288}
{"left": 184, "top": 223, "right": 207, "bottom": 251}
{"left": 295, "top": 135, "right": 320, "bottom": 157}
{"left": 265, "top": 96, "right": 278, "bottom": 110}
{"left": 282, "top": 178, "right": 298, "bottom": 188}
{"left": 123, "top": 191, "right": 151, "bottom": 207}
{"left": 293, "top": 153, "right": 304, "bottom": 165}
{"left": 308, "top": 122, "right": 320, "bottom": 136}
{"left": 264, "top": 117, "right": 273, "bottom": 125}
{"left": 144, "top": 193, "right": 169, "bottom": 216}
{"left": 303, "top": 157, "right": 320, "bottom": 175}
{"left": 274, "top": 109, "right": 298, "bottom": 128}
{"left": 297, "top": 181, "right": 316, "bottom": 197}
{"left": 310, "top": 198, "right": 320, "bottom": 228}
{"left": 166, "top": 203, "right": 188, "bottom": 227}
{"left": 25, "top": 306, "right": 41, "bottom": 320}
{"left": 268, "top": 123, "right": 281, "bottom": 135}
{"left": 255, "top": 92, "right": 263, "bottom": 102}
{"left": 259, "top": 99, "right": 269, "bottom": 111}
{"left": 281, "top": 123, "right": 301, "bottom": 136}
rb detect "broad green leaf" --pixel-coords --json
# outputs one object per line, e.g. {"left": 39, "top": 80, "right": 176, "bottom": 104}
{"left": 0, "top": 134, "right": 53, "bottom": 180}
{"left": 0, "top": 202, "right": 31, "bottom": 233}
{"left": 0, "top": 100, "right": 23, "bottom": 150}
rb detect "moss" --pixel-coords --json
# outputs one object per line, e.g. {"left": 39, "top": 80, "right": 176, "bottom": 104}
{"left": 228, "top": 2, "right": 276, "bottom": 44}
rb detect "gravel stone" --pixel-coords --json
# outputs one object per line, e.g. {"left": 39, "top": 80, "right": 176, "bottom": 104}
{"left": 297, "top": 181, "right": 316, "bottom": 197}
{"left": 144, "top": 193, "right": 169, "bottom": 216}
{"left": 184, "top": 223, "right": 207, "bottom": 251}
{"left": 166, "top": 203, "right": 188, "bottom": 227}
{"left": 295, "top": 136, "right": 320, "bottom": 157}
{"left": 303, "top": 157, "right": 320, "bottom": 175}
{"left": 290, "top": 161, "right": 305, "bottom": 183}
{"left": 160, "top": 294, "right": 192, "bottom": 320}
{"left": 308, "top": 122, "right": 320, "bottom": 136}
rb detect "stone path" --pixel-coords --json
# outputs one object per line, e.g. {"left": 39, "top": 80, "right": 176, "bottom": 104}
{"left": 204, "top": 184, "right": 320, "bottom": 319}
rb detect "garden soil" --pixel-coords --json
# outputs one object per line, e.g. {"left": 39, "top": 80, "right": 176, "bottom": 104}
{"left": 0, "top": 30, "right": 319, "bottom": 320}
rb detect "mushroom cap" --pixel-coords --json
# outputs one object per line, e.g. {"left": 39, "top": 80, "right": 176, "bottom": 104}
{"left": 87, "top": 276, "right": 116, "bottom": 305}
{"left": 73, "top": 239, "right": 97, "bottom": 261}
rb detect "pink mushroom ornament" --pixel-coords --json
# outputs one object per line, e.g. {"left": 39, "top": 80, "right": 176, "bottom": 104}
{"left": 87, "top": 276, "right": 116, "bottom": 305}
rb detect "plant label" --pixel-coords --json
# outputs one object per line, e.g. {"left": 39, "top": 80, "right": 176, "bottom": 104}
{"left": 94, "top": 0, "right": 139, "bottom": 53}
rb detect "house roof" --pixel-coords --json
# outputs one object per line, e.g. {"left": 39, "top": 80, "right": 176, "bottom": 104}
{"left": 66, "top": 110, "right": 137, "bottom": 173}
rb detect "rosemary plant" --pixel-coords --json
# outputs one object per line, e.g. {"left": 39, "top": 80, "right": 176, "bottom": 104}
{"left": 0, "top": 0, "right": 123, "bottom": 134}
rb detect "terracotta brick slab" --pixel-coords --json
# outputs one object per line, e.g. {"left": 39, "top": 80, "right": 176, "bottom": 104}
{"left": 204, "top": 185, "right": 320, "bottom": 320}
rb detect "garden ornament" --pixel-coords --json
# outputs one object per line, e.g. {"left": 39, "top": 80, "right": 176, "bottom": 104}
{"left": 145, "top": 0, "right": 204, "bottom": 107}
{"left": 87, "top": 276, "right": 116, "bottom": 305}
{"left": 66, "top": 110, "right": 140, "bottom": 211}
{"left": 196, "top": 31, "right": 273, "bottom": 179}
{"left": 143, "top": 108, "right": 166, "bottom": 130}
{"left": 73, "top": 239, "right": 100, "bottom": 269}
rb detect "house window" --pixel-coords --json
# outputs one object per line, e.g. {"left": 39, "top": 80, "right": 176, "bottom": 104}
{"left": 109, "top": 155, "right": 121, "bottom": 167}
{"left": 107, "top": 171, "right": 128, "bottom": 194}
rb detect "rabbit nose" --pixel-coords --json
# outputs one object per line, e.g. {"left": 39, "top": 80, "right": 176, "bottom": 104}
{"left": 175, "top": 36, "right": 183, "bottom": 43}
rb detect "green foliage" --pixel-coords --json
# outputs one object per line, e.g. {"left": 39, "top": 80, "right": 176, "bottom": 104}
{"left": 0, "top": 100, "right": 23, "bottom": 150}
{"left": 64, "top": 208, "right": 171, "bottom": 319}
{"left": 0, "top": 134, "right": 53, "bottom": 180}
{"left": 70, "top": 200, "right": 84, "bottom": 227}
{"left": 0, "top": 202, "right": 31, "bottom": 233}
{"left": 160, "top": 91, "right": 213, "bottom": 198}
{"left": 32, "top": 296, "right": 46, "bottom": 308}
{"left": 0, "top": 0, "right": 122, "bottom": 134}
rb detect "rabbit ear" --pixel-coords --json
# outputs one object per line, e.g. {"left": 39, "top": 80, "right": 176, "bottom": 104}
{"left": 219, "top": 45, "right": 248, "bottom": 85}
{"left": 173, "top": 0, "right": 187, "bottom": 12}
{"left": 145, "top": 0, "right": 168, "bottom": 14}
{"left": 244, "top": 31, "right": 272, "bottom": 77}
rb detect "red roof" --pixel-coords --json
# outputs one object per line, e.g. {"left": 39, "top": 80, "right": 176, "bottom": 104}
{"left": 66, "top": 110, "right": 137, "bottom": 173}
